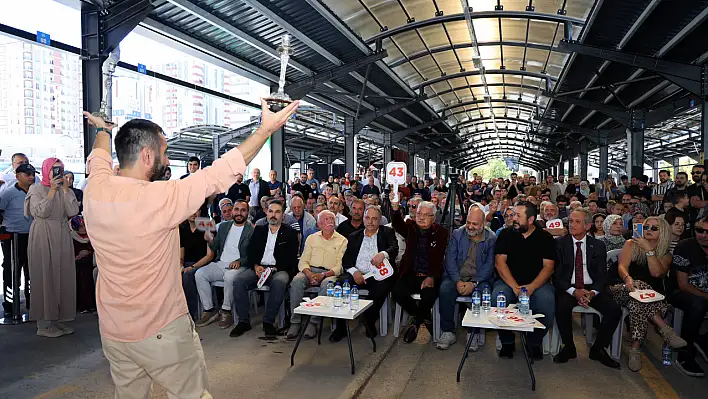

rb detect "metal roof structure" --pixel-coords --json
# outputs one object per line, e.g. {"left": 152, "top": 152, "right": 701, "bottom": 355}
{"left": 140, "top": 0, "right": 708, "bottom": 172}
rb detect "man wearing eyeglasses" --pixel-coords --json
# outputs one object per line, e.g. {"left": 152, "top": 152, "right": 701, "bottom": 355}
{"left": 669, "top": 214, "right": 708, "bottom": 377}
{"left": 389, "top": 193, "right": 449, "bottom": 344}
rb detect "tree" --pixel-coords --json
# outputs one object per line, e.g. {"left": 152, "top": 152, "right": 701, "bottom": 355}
{"left": 470, "top": 158, "right": 513, "bottom": 181}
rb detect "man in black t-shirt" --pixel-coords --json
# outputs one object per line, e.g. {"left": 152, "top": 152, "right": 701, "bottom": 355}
{"left": 687, "top": 167, "right": 707, "bottom": 223}
{"left": 292, "top": 173, "right": 313, "bottom": 199}
{"left": 493, "top": 201, "right": 556, "bottom": 360}
{"left": 226, "top": 172, "right": 250, "bottom": 203}
{"left": 669, "top": 216, "right": 708, "bottom": 377}
{"left": 179, "top": 211, "right": 208, "bottom": 265}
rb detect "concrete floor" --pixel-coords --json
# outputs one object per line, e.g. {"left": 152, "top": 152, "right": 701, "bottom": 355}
{"left": 1, "top": 306, "right": 708, "bottom": 398}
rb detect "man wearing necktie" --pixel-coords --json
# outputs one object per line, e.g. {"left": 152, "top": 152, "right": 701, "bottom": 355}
{"left": 553, "top": 208, "right": 622, "bottom": 368}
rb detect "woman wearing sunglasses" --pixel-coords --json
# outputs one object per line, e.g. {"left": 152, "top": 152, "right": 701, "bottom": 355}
{"left": 610, "top": 216, "right": 686, "bottom": 372}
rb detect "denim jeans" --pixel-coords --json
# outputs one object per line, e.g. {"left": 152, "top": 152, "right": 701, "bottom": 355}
{"left": 181, "top": 264, "right": 198, "bottom": 320}
{"left": 492, "top": 280, "right": 555, "bottom": 348}
{"left": 439, "top": 278, "right": 493, "bottom": 333}
{"left": 232, "top": 269, "right": 290, "bottom": 326}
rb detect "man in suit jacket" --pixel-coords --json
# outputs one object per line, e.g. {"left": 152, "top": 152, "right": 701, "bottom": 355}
{"left": 329, "top": 205, "right": 398, "bottom": 342}
{"left": 230, "top": 199, "right": 299, "bottom": 338}
{"left": 389, "top": 195, "right": 449, "bottom": 343}
{"left": 554, "top": 208, "right": 621, "bottom": 368}
{"left": 190, "top": 200, "right": 254, "bottom": 329}
{"left": 246, "top": 168, "right": 272, "bottom": 219}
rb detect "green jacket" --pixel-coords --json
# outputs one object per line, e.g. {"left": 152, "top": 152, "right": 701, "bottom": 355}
{"left": 210, "top": 221, "right": 255, "bottom": 268}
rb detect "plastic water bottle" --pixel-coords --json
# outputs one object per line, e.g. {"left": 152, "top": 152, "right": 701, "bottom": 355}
{"left": 482, "top": 285, "right": 491, "bottom": 311}
{"left": 350, "top": 285, "right": 359, "bottom": 311}
{"left": 496, "top": 292, "right": 506, "bottom": 319}
{"left": 326, "top": 280, "right": 334, "bottom": 297}
{"left": 472, "top": 289, "right": 481, "bottom": 315}
{"left": 662, "top": 344, "right": 672, "bottom": 366}
{"left": 342, "top": 279, "right": 351, "bottom": 305}
{"left": 519, "top": 287, "right": 530, "bottom": 316}
{"left": 333, "top": 283, "right": 343, "bottom": 308}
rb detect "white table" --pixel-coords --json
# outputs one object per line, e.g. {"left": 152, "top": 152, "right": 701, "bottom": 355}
{"left": 291, "top": 296, "right": 374, "bottom": 374}
{"left": 457, "top": 308, "right": 539, "bottom": 391}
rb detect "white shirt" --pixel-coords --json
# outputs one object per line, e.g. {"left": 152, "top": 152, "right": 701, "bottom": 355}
{"left": 260, "top": 226, "right": 279, "bottom": 266}
{"left": 335, "top": 213, "right": 348, "bottom": 227}
{"left": 219, "top": 224, "right": 244, "bottom": 264}
{"left": 0, "top": 172, "right": 17, "bottom": 195}
{"left": 568, "top": 235, "right": 598, "bottom": 296}
{"left": 347, "top": 231, "right": 389, "bottom": 276}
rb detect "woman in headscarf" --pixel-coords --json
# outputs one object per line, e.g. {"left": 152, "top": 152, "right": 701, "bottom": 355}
{"left": 609, "top": 217, "right": 686, "bottom": 372}
{"left": 25, "top": 158, "right": 80, "bottom": 338}
{"left": 579, "top": 180, "right": 591, "bottom": 199}
{"left": 70, "top": 215, "right": 95, "bottom": 313}
{"left": 599, "top": 214, "right": 626, "bottom": 251}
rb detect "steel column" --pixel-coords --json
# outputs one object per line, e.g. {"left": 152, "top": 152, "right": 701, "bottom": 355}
{"left": 408, "top": 145, "right": 416, "bottom": 177}
{"left": 627, "top": 110, "right": 646, "bottom": 178}
{"left": 568, "top": 155, "right": 575, "bottom": 177}
{"left": 579, "top": 140, "right": 589, "bottom": 180}
{"left": 81, "top": 2, "right": 103, "bottom": 161}
{"left": 299, "top": 151, "right": 307, "bottom": 174}
{"left": 344, "top": 117, "right": 357, "bottom": 175}
{"left": 599, "top": 144, "right": 609, "bottom": 181}
{"left": 703, "top": 100, "right": 708, "bottom": 166}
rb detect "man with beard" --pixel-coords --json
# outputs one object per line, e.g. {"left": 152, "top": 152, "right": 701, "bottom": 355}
{"left": 493, "top": 202, "right": 556, "bottom": 360}
{"left": 666, "top": 171, "right": 689, "bottom": 200}
{"left": 438, "top": 207, "right": 497, "bottom": 350}
{"left": 82, "top": 100, "right": 299, "bottom": 398}
{"left": 651, "top": 170, "right": 674, "bottom": 215}
{"left": 226, "top": 172, "right": 250, "bottom": 203}
{"left": 688, "top": 165, "right": 707, "bottom": 223}
{"left": 292, "top": 172, "right": 313, "bottom": 200}
{"left": 230, "top": 199, "right": 298, "bottom": 338}
{"left": 669, "top": 215, "right": 708, "bottom": 377}
{"left": 192, "top": 200, "right": 254, "bottom": 329}
{"left": 286, "top": 195, "right": 316, "bottom": 253}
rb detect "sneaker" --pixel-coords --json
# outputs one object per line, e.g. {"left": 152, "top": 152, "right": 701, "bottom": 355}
{"left": 195, "top": 310, "right": 219, "bottom": 327}
{"left": 499, "top": 343, "right": 515, "bottom": 359}
{"left": 436, "top": 332, "right": 457, "bottom": 350}
{"left": 659, "top": 325, "right": 687, "bottom": 349}
{"left": 286, "top": 323, "right": 301, "bottom": 340}
{"left": 263, "top": 322, "right": 277, "bottom": 338}
{"left": 628, "top": 347, "right": 642, "bottom": 372}
{"left": 54, "top": 321, "right": 74, "bottom": 335}
{"left": 674, "top": 356, "right": 705, "bottom": 377}
{"left": 303, "top": 322, "right": 318, "bottom": 339}
{"left": 403, "top": 324, "right": 419, "bottom": 343}
{"left": 37, "top": 325, "right": 64, "bottom": 338}
{"left": 217, "top": 311, "right": 234, "bottom": 329}
{"left": 228, "top": 322, "right": 252, "bottom": 338}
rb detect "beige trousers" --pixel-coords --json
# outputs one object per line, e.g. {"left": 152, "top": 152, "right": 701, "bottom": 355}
{"left": 101, "top": 314, "right": 211, "bottom": 399}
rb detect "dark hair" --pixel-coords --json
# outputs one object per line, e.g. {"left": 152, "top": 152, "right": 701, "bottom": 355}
{"left": 589, "top": 213, "right": 606, "bottom": 236}
{"left": 267, "top": 198, "right": 285, "bottom": 211}
{"left": 621, "top": 175, "right": 628, "bottom": 180}
{"left": 588, "top": 199, "right": 598, "bottom": 205}
{"left": 640, "top": 175, "right": 649, "bottom": 183}
{"left": 659, "top": 169, "right": 670, "bottom": 177}
{"left": 188, "top": 156, "right": 200, "bottom": 164}
{"left": 114, "top": 119, "right": 164, "bottom": 168}
{"left": 291, "top": 192, "right": 304, "bottom": 200}
{"left": 670, "top": 191, "right": 688, "bottom": 205}
{"left": 664, "top": 210, "right": 685, "bottom": 226}
{"left": 677, "top": 171, "right": 688, "bottom": 180}
{"left": 165, "top": 166, "right": 171, "bottom": 172}
{"left": 515, "top": 201, "right": 538, "bottom": 221}
{"left": 233, "top": 199, "right": 249, "bottom": 209}
{"left": 556, "top": 195, "right": 568, "bottom": 203}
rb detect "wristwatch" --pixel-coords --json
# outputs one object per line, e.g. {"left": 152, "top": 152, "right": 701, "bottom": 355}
{"left": 645, "top": 251, "right": 655, "bottom": 257}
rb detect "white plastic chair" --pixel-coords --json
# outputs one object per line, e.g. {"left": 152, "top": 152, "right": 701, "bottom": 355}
{"left": 606, "top": 249, "right": 622, "bottom": 269}
{"left": 549, "top": 306, "right": 602, "bottom": 355}
{"left": 393, "top": 294, "right": 440, "bottom": 342}
{"left": 431, "top": 296, "right": 486, "bottom": 345}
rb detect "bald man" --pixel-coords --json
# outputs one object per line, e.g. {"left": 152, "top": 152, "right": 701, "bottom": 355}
{"left": 246, "top": 168, "right": 271, "bottom": 219}
{"left": 438, "top": 206, "right": 497, "bottom": 350}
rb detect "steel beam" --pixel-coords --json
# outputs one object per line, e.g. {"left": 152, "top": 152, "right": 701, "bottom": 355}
{"left": 543, "top": 93, "right": 630, "bottom": 126}
{"left": 557, "top": 40, "right": 706, "bottom": 97}
{"left": 455, "top": 117, "right": 536, "bottom": 131}
{"left": 390, "top": 118, "right": 447, "bottom": 145}
{"left": 102, "top": 0, "right": 153, "bottom": 55}
{"left": 388, "top": 41, "right": 557, "bottom": 69}
{"left": 440, "top": 98, "right": 544, "bottom": 115}
{"left": 354, "top": 97, "right": 425, "bottom": 132}
{"left": 286, "top": 50, "right": 388, "bottom": 99}
{"left": 365, "top": 11, "right": 585, "bottom": 44}
{"left": 412, "top": 69, "right": 556, "bottom": 91}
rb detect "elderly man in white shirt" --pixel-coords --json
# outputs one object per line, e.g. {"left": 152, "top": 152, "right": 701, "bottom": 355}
{"left": 328, "top": 206, "right": 399, "bottom": 342}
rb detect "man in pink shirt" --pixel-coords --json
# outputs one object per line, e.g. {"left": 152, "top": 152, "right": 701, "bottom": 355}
{"left": 83, "top": 99, "right": 299, "bottom": 399}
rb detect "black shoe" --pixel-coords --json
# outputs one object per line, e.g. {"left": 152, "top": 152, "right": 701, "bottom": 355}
{"left": 695, "top": 336, "right": 708, "bottom": 363}
{"left": 329, "top": 327, "right": 347, "bottom": 343}
{"left": 229, "top": 322, "right": 252, "bottom": 337}
{"left": 499, "top": 343, "right": 515, "bottom": 359}
{"left": 263, "top": 322, "right": 277, "bottom": 338}
{"left": 553, "top": 346, "right": 577, "bottom": 364}
{"left": 528, "top": 345, "right": 543, "bottom": 361}
{"left": 403, "top": 324, "right": 419, "bottom": 343}
{"left": 589, "top": 345, "right": 620, "bottom": 369}
{"left": 2, "top": 302, "right": 10, "bottom": 316}
{"left": 674, "top": 356, "right": 705, "bottom": 377}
